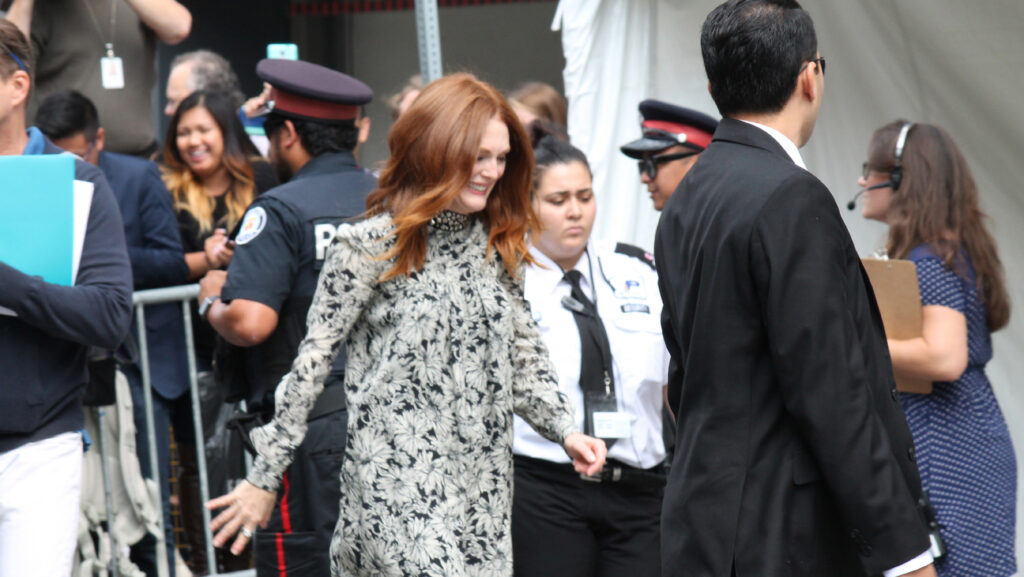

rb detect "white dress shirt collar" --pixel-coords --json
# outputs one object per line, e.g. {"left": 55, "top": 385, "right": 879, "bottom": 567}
{"left": 738, "top": 119, "right": 806, "bottom": 169}
{"left": 528, "top": 243, "right": 595, "bottom": 295}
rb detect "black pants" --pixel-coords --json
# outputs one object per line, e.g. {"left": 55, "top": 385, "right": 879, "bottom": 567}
{"left": 512, "top": 455, "right": 662, "bottom": 577}
{"left": 253, "top": 409, "right": 347, "bottom": 577}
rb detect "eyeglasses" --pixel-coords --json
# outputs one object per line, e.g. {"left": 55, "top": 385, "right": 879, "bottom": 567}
{"left": 861, "top": 161, "right": 889, "bottom": 179}
{"left": 800, "top": 56, "right": 826, "bottom": 76}
{"left": 638, "top": 151, "right": 698, "bottom": 180}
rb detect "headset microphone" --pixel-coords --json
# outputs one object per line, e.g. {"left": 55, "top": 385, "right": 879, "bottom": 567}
{"left": 848, "top": 122, "right": 914, "bottom": 211}
{"left": 846, "top": 190, "right": 863, "bottom": 211}
{"left": 846, "top": 181, "right": 894, "bottom": 211}
{"left": 890, "top": 122, "right": 914, "bottom": 191}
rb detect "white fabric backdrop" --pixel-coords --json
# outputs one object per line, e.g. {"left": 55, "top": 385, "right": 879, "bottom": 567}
{"left": 557, "top": 0, "right": 1024, "bottom": 567}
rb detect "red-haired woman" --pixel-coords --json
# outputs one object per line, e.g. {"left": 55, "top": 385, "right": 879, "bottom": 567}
{"left": 208, "top": 73, "right": 607, "bottom": 576}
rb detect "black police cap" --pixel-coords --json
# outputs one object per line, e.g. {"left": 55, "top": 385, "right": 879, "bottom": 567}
{"left": 620, "top": 99, "right": 719, "bottom": 159}
{"left": 256, "top": 59, "right": 373, "bottom": 122}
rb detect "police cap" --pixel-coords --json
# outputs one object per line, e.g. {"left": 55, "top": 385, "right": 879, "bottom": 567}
{"left": 620, "top": 99, "right": 719, "bottom": 159}
{"left": 256, "top": 58, "right": 373, "bottom": 123}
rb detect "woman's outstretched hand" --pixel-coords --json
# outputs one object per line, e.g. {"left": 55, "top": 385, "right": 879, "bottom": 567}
{"left": 207, "top": 480, "right": 277, "bottom": 555}
{"left": 563, "top": 432, "right": 607, "bottom": 476}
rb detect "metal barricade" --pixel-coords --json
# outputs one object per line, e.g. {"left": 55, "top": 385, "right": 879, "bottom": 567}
{"left": 131, "top": 284, "right": 255, "bottom": 577}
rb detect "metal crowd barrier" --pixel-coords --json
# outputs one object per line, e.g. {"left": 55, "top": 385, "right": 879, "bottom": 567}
{"left": 132, "top": 285, "right": 255, "bottom": 577}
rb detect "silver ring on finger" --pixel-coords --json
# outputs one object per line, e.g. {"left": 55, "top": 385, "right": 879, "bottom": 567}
{"left": 240, "top": 527, "right": 253, "bottom": 539}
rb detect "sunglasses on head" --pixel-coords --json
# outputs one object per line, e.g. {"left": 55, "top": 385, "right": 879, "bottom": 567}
{"left": 0, "top": 41, "right": 28, "bottom": 73}
{"left": 638, "top": 151, "right": 699, "bottom": 180}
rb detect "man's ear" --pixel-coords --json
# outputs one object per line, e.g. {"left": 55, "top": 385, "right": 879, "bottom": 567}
{"left": 799, "top": 64, "right": 820, "bottom": 103}
{"left": 95, "top": 127, "right": 106, "bottom": 153}
{"left": 9, "top": 70, "right": 31, "bottom": 108}
{"left": 280, "top": 119, "right": 300, "bottom": 149}
{"left": 356, "top": 117, "right": 371, "bottom": 145}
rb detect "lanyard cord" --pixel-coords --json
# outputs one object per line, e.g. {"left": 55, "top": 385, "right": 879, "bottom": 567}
{"left": 583, "top": 249, "right": 598, "bottom": 307}
{"left": 595, "top": 252, "right": 619, "bottom": 295}
{"left": 82, "top": 0, "right": 118, "bottom": 57}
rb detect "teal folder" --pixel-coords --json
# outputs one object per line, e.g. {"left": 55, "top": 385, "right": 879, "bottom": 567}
{"left": 0, "top": 155, "right": 75, "bottom": 286}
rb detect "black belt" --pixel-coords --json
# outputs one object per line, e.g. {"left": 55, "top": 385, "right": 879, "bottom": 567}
{"left": 516, "top": 455, "right": 666, "bottom": 490}
{"left": 579, "top": 459, "right": 667, "bottom": 489}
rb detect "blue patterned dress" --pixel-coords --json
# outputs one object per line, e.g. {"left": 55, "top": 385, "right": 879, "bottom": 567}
{"left": 902, "top": 245, "right": 1017, "bottom": 576}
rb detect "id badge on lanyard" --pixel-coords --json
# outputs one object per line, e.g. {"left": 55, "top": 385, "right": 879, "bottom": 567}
{"left": 585, "top": 391, "right": 631, "bottom": 439}
{"left": 101, "top": 53, "right": 125, "bottom": 89}
{"left": 84, "top": 0, "right": 124, "bottom": 90}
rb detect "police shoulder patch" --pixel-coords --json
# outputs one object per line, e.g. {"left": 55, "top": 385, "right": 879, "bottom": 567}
{"left": 614, "top": 242, "right": 656, "bottom": 270}
{"left": 235, "top": 206, "right": 267, "bottom": 245}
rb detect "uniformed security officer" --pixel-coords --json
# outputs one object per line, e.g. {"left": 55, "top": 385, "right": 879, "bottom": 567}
{"left": 512, "top": 137, "right": 670, "bottom": 577}
{"left": 197, "top": 58, "right": 376, "bottom": 576}
{"left": 620, "top": 99, "right": 719, "bottom": 211}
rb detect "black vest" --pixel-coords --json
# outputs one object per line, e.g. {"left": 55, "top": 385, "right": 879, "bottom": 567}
{"left": 245, "top": 152, "right": 376, "bottom": 413}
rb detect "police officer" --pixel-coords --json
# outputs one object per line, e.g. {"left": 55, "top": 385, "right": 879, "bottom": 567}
{"left": 512, "top": 137, "right": 670, "bottom": 577}
{"left": 197, "top": 58, "right": 376, "bottom": 576}
{"left": 620, "top": 99, "right": 718, "bottom": 211}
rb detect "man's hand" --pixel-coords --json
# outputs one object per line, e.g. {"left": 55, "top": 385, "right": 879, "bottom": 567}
{"left": 199, "top": 270, "right": 227, "bottom": 303}
{"left": 243, "top": 83, "right": 273, "bottom": 118}
{"left": 204, "top": 228, "right": 234, "bottom": 269}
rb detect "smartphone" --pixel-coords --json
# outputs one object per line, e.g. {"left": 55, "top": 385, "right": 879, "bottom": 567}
{"left": 266, "top": 43, "right": 299, "bottom": 60}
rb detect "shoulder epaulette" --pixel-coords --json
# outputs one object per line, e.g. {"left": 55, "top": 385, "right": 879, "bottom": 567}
{"left": 614, "top": 242, "right": 656, "bottom": 270}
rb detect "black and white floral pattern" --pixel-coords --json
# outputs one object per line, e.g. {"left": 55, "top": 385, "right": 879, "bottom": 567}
{"left": 248, "top": 214, "right": 577, "bottom": 576}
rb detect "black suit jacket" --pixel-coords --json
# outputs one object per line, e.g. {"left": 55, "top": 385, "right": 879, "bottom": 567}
{"left": 99, "top": 151, "right": 190, "bottom": 398}
{"left": 654, "top": 119, "right": 930, "bottom": 577}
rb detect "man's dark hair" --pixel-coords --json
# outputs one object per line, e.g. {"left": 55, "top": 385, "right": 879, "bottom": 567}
{"left": 701, "top": 0, "right": 817, "bottom": 117}
{"left": 0, "top": 19, "right": 34, "bottom": 84}
{"left": 263, "top": 114, "right": 359, "bottom": 156}
{"left": 36, "top": 90, "right": 101, "bottom": 142}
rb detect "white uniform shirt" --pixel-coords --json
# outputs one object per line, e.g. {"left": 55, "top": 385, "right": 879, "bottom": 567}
{"left": 513, "top": 240, "right": 670, "bottom": 469}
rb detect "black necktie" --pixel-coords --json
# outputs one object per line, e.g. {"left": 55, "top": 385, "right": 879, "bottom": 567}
{"left": 563, "top": 269, "right": 617, "bottom": 447}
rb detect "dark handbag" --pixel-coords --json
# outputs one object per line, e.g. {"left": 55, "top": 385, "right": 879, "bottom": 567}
{"left": 196, "top": 370, "right": 250, "bottom": 495}
{"left": 83, "top": 348, "right": 118, "bottom": 406}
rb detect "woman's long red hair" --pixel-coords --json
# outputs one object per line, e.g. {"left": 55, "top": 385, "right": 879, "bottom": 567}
{"left": 366, "top": 73, "right": 537, "bottom": 280}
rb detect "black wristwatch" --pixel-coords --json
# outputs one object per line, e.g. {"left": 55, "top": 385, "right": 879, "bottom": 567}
{"left": 198, "top": 295, "right": 221, "bottom": 319}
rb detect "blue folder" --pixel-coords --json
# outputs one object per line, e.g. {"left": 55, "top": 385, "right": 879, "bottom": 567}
{"left": 0, "top": 155, "right": 75, "bottom": 286}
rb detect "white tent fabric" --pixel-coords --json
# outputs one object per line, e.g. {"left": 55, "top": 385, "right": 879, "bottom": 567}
{"left": 557, "top": 0, "right": 1024, "bottom": 567}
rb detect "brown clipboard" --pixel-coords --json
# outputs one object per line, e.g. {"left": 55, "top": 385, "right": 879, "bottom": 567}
{"left": 861, "top": 258, "right": 932, "bottom": 394}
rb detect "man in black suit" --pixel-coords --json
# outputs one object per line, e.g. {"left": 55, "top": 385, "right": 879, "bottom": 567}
{"left": 654, "top": 2, "right": 937, "bottom": 576}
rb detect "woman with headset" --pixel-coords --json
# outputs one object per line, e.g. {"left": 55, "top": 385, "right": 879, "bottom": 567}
{"left": 511, "top": 137, "right": 670, "bottom": 576}
{"left": 858, "top": 121, "right": 1016, "bottom": 577}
